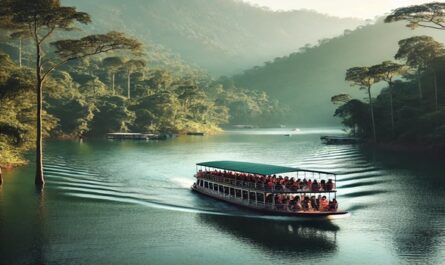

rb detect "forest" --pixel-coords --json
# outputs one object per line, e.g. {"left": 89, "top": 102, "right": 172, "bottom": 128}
{"left": 332, "top": 3, "right": 445, "bottom": 149}
{"left": 0, "top": 0, "right": 286, "bottom": 169}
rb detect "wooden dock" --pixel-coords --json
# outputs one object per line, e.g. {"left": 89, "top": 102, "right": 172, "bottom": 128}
{"left": 106, "top": 132, "right": 176, "bottom": 140}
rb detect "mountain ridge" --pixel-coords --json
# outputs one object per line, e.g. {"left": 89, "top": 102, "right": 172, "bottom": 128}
{"left": 63, "top": 0, "right": 364, "bottom": 75}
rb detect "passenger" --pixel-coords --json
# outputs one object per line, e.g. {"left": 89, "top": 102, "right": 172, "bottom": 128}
{"left": 310, "top": 196, "right": 318, "bottom": 210}
{"left": 291, "top": 181, "right": 299, "bottom": 190}
{"left": 320, "top": 179, "right": 326, "bottom": 191}
{"left": 267, "top": 180, "right": 273, "bottom": 190}
{"left": 319, "top": 196, "right": 329, "bottom": 211}
{"left": 294, "top": 196, "right": 302, "bottom": 211}
{"left": 326, "top": 179, "right": 334, "bottom": 191}
{"left": 329, "top": 199, "right": 338, "bottom": 211}
{"left": 311, "top": 180, "right": 319, "bottom": 191}
{"left": 302, "top": 196, "right": 311, "bottom": 211}
{"left": 265, "top": 193, "right": 273, "bottom": 203}
{"left": 306, "top": 179, "right": 312, "bottom": 191}
{"left": 302, "top": 178, "right": 308, "bottom": 189}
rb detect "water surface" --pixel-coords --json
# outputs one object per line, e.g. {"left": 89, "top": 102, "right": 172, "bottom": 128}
{"left": 1, "top": 128, "right": 444, "bottom": 264}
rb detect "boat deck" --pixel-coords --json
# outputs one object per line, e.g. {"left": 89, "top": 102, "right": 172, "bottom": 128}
{"left": 192, "top": 185, "right": 347, "bottom": 217}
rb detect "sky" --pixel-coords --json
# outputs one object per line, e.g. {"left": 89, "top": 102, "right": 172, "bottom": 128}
{"left": 242, "top": 0, "right": 438, "bottom": 19}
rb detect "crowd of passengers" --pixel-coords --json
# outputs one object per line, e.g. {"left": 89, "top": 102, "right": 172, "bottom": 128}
{"left": 197, "top": 170, "right": 336, "bottom": 192}
{"left": 265, "top": 194, "right": 338, "bottom": 212}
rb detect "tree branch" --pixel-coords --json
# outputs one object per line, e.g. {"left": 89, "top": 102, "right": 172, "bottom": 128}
{"left": 41, "top": 47, "right": 124, "bottom": 81}
{"left": 39, "top": 26, "right": 56, "bottom": 45}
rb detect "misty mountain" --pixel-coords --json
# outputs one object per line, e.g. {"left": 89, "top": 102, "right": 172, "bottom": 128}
{"left": 63, "top": 0, "right": 363, "bottom": 75}
{"left": 232, "top": 19, "right": 445, "bottom": 125}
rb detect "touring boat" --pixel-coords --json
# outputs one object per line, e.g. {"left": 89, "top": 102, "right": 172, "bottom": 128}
{"left": 191, "top": 161, "right": 348, "bottom": 218}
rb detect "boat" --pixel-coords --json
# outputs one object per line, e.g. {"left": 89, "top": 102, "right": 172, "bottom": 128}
{"left": 107, "top": 132, "right": 153, "bottom": 140}
{"left": 187, "top": 132, "right": 205, "bottom": 136}
{"left": 106, "top": 132, "right": 174, "bottom": 140}
{"left": 191, "top": 160, "right": 348, "bottom": 218}
{"left": 320, "top": 135, "right": 362, "bottom": 145}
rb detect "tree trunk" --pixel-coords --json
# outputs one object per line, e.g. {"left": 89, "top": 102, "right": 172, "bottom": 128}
{"left": 368, "top": 87, "right": 377, "bottom": 143}
{"left": 112, "top": 72, "right": 115, "bottom": 95}
{"left": 18, "top": 38, "right": 22, "bottom": 68}
{"left": 434, "top": 69, "right": 438, "bottom": 111}
{"left": 127, "top": 71, "right": 131, "bottom": 99}
{"left": 35, "top": 43, "right": 44, "bottom": 186}
{"left": 417, "top": 69, "right": 423, "bottom": 100}
{"left": 0, "top": 167, "right": 3, "bottom": 186}
{"left": 389, "top": 91, "right": 395, "bottom": 136}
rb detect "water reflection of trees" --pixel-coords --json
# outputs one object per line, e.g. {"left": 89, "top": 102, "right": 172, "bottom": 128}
{"left": 198, "top": 214, "right": 338, "bottom": 259}
{"left": 0, "top": 170, "right": 47, "bottom": 264}
{"left": 361, "top": 147, "right": 444, "bottom": 262}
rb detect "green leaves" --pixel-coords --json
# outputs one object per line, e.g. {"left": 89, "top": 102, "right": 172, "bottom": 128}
{"left": 51, "top": 31, "right": 142, "bottom": 60}
{"left": 345, "top": 66, "right": 378, "bottom": 89}
{"left": 385, "top": 3, "right": 445, "bottom": 30}
{"left": 395, "top": 36, "right": 445, "bottom": 70}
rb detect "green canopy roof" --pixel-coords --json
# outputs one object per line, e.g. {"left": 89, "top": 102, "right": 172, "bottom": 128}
{"left": 196, "top": 161, "right": 334, "bottom": 175}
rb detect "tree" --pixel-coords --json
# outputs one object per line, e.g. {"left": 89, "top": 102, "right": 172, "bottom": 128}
{"left": 345, "top": 67, "right": 380, "bottom": 142}
{"left": 385, "top": 2, "right": 445, "bottom": 30}
{"left": 102, "top": 56, "right": 125, "bottom": 94}
{"left": 395, "top": 36, "right": 445, "bottom": 101}
{"left": 122, "top": 59, "right": 146, "bottom": 99}
{"left": 10, "top": 30, "right": 30, "bottom": 67}
{"left": 0, "top": 0, "right": 142, "bottom": 186}
{"left": 331, "top": 94, "right": 352, "bottom": 105}
{"left": 370, "top": 61, "right": 407, "bottom": 135}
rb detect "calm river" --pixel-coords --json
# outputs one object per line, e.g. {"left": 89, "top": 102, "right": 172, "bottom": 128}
{"left": 0, "top": 128, "right": 444, "bottom": 265}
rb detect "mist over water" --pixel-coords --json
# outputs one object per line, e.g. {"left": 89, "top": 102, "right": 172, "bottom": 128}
{"left": 1, "top": 128, "right": 444, "bottom": 265}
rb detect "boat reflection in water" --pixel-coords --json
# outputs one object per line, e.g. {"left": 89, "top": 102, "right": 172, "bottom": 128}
{"left": 198, "top": 214, "right": 339, "bottom": 259}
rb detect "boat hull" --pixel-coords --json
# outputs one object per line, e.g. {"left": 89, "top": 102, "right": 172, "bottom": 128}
{"left": 191, "top": 185, "right": 348, "bottom": 218}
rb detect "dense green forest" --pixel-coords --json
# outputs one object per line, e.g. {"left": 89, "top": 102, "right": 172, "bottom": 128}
{"left": 0, "top": 50, "right": 286, "bottom": 167}
{"left": 0, "top": 1, "right": 286, "bottom": 169}
{"left": 232, "top": 19, "right": 445, "bottom": 125}
{"left": 63, "top": 0, "right": 363, "bottom": 75}
{"left": 333, "top": 3, "right": 445, "bottom": 148}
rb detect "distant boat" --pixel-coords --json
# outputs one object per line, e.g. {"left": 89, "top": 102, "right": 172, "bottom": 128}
{"left": 107, "top": 132, "right": 151, "bottom": 140}
{"left": 292, "top": 128, "right": 301, "bottom": 132}
{"left": 106, "top": 132, "right": 173, "bottom": 140}
{"left": 280, "top": 124, "right": 286, "bottom": 128}
{"left": 320, "top": 136, "right": 362, "bottom": 145}
{"left": 232, "top": 125, "right": 257, "bottom": 129}
{"left": 187, "top": 132, "right": 205, "bottom": 136}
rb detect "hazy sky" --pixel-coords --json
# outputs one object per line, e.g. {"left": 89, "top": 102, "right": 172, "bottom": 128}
{"left": 242, "top": 0, "right": 437, "bottom": 19}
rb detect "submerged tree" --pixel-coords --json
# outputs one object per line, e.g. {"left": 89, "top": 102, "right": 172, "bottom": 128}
{"left": 0, "top": 0, "right": 142, "bottom": 186}
{"left": 370, "top": 61, "right": 407, "bottom": 135}
{"left": 385, "top": 2, "right": 445, "bottom": 30}
{"left": 395, "top": 36, "right": 445, "bottom": 101}
{"left": 345, "top": 67, "right": 380, "bottom": 143}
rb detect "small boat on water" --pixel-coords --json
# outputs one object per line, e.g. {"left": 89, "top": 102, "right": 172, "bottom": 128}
{"left": 106, "top": 132, "right": 175, "bottom": 140}
{"left": 187, "top": 132, "right": 205, "bottom": 136}
{"left": 320, "top": 135, "right": 362, "bottom": 145}
{"left": 192, "top": 161, "right": 348, "bottom": 218}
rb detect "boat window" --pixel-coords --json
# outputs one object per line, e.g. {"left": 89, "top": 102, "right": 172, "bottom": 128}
{"left": 204, "top": 181, "right": 208, "bottom": 188}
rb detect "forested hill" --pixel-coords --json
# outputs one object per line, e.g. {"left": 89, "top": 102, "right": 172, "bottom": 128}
{"left": 62, "top": 0, "right": 363, "bottom": 75}
{"left": 232, "top": 19, "right": 445, "bottom": 125}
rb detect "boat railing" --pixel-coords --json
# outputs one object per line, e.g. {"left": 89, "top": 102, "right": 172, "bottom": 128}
{"left": 198, "top": 185, "right": 337, "bottom": 213}
{"left": 195, "top": 173, "right": 336, "bottom": 193}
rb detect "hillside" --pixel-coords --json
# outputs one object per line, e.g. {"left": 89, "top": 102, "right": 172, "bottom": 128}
{"left": 63, "top": 0, "right": 363, "bottom": 75}
{"left": 232, "top": 19, "right": 445, "bottom": 125}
